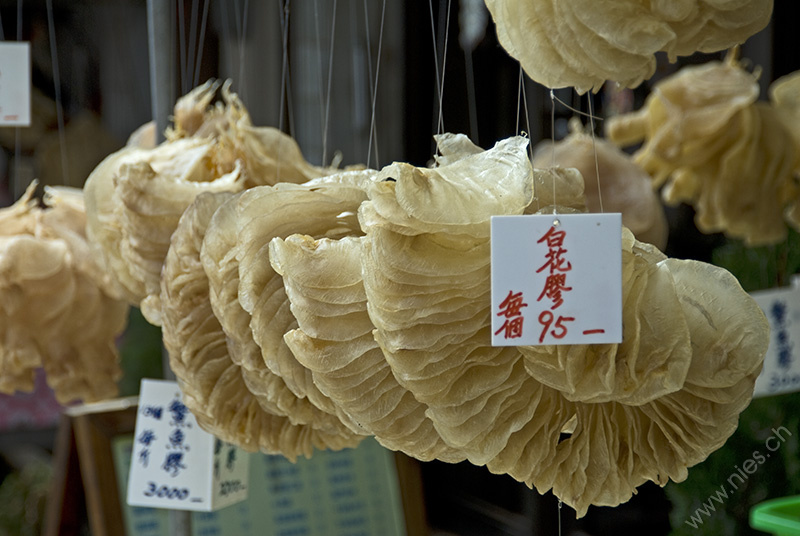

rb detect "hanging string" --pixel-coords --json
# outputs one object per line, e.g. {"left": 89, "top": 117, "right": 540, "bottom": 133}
{"left": 313, "top": 1, "right": 326, "bottom": 153}
{"left": 192, "top": 0, "right": 210, "bottom": 87}
{"left": 278, "top": 0, "right": 291, "bottom": 134}
{"left": 551, "top": 91, "right": 603, "bottom": 123}
{"left": 14, "top": 0, "right": 22, "bottom": 197}
{"left": 550, "top": 89, "right": 557, "bottom": 214}
{"left": 464, "top": 46, "right": 478, "bottom": 143}
{"left": 557, "top": 499, "right": 563, "bottom": 536}
{"left": 240, "top": 0, "right": 250, "bottom": 99}
{"left": 587, "top": 93, "right": 604, "bottom": 213}
{"left": 0, "top": 10, "right": 5, "bottom": 40}
{"left": 366, "top": 0, "right": 386, "bottom": 171}
{"left": 436, "top": 0, "right": 452, "bottom": 136}
{"left": 322, "top": 0, "right": 338, "bottom": 167}
{"left": 45, "top": 0, "right": 69, "bottom": 186}
{"left": 362, "top": 0, "right": 379, "bottom": 167}
{"left": 427, "top": 0, "right": 442, "bottom": 138}
{"left": 515, "top": 67, "right": 522, "bottom": 134}
{"left": 186, "top": 0, "right": 199, "bottom": 89}
{"left": 177, "top": 0, "right": 187, "bottom": 94}
{"left": 521, "top": 74, "right": 533, "bottom": 163}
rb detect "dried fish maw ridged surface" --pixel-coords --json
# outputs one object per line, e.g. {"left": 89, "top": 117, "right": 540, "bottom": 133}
{"left": 360, "top": 137, "right": 535, "bottom": 466}
{"left": 160, "top": 191, "right": 360, "bottom": 459}
{"left": 607, "top": 55, "right": 800, "bottom": 245}
{"left": 533, "top": 121, "right": 668, "bottom": 249}
{"left": 271, "top": 233, "right": 463, "bottom": 462}
{"left": 0, "top": 184, "right": 127, "bottom": 403}
{"left": 485, "top": 0, "right": 772, "bottom": 93}
{"left": 521, "top": 229, "right": 692, "bottom": 406}
{"left": 356, "top": 138, "right": 766, "bottom": 516}
{"left": 519, "top": 255, "right": 766, "bottom": 515}
{"left": 84, "top": 82, "right": 331, "bottom": 319}
{"left": 200, "top": 188, "right": 364, "bottom": 439}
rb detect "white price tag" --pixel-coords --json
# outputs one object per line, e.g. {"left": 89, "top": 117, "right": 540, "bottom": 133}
{"left": 127, "top": 379, "right": 249, "bottom": 511}
{"left": 751, "top": 286, "right": 800, "bottom": 398}
{"left": 0, "top": 42, "right": 30, "bottom": 126}
{"left": 490, "top": 213, "right": 622, "bottom": 346}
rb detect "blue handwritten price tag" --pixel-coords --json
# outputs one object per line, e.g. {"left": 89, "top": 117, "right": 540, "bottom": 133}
{"left": 490, "top": 213, "right": 622, "bottom": 346}
{"left": 0, "top": 42, "right": 30, "bottom": 126}
{"left": 751, "top": 285, "right": 800, "bottom": 398}
{"left": 127, "top": 379, "right": 249, "bottom": 511}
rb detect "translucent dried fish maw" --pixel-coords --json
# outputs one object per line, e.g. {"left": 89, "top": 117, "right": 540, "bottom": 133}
{"left": 200, "top": 189, "right": 364, "bottom": 438}
{"left": 271, "top": 234, "right": 463, "bottom": 462}
{"left": 522, "top": 229, "right": 692, "bottom": 406}
{"left": 607, "top": 56, "right": 800, "bottom": 245}
{"left": 234, "top": 176, "right": 371, "bottom": 417}
{"left": 485, "top": 0, "right": 771, "bottom": 93}
{"left": 0, "top": 185, "right": 127, "bottom": 404}
{"left": 533, "top": 121, "right": 668, "bottom": 249}
{"left": 160, "top": 191, "right": 360, "bottom": 458}
{"left": 84, "top": 82, "right": 333, "bottom": 319}
{"left": 356, "top": 139, "right": 766, "bottom": 516}
{"left": 514, "top": 256, "right": 767, "bottom": 517}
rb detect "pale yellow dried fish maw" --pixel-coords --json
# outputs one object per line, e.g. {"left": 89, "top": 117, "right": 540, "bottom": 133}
{"left": 664, "top": 258, "right": 766, "bottom": 388}
{"left": 200, "top": 191, "right": 360, "bottom": 437}
{"left": 486, "top": 0, "right": 771, "bottom": 92}
{"left": 533, "top": 123, "right": 668, "bottom": 249}
{"left": 160, "top": 191, "right": 360, "bottom": 458}
{"left": 608, "top": 57, "right": 800, "bottom": 245}
{"left": 664, "top": 1, "right": 773, "bottom": 60}
{"left": 363, "top": 136, "right": 533, "bottom": 237}
{"left": 271, "top": 234, "right": 462, "bottom": 462}
{"left": 234, "top": 178, "right": 370, "bottom": 418}
{"left": 522, "top": 231, "right": 692, "bottom": 406}
{"left": 0, "top": 186, "right": 127, "bottom": 404}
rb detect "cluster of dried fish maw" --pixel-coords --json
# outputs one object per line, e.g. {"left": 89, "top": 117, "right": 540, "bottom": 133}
{"left": 0, "top": 184, "right": 127, "bottom": 403}
{"left": 533, "top": 119, "right": 668, "bottom": 249}
{"left": 83, "top": 81, "right": 333, "bottom": 322}
{"left": 607, "top": 55, "right": 800, "bottom": 246}
{"left": 155, "top": 133, "right": 766, "bottom": 515}
{"left": 484, "top": 0, "right": 773, "bottom": 92}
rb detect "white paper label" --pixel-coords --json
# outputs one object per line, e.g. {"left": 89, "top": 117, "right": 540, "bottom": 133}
{"left": 127, "top": 379, "right": 249, "bottom": 511}
{"left": 490, "top": 213, "right": 623, "bottom": 346}
{"left": 751, "top": 286, "right": 800, "bottom": 398}
{"left": 0, "top": 42, "right": 30, "bottom": 126}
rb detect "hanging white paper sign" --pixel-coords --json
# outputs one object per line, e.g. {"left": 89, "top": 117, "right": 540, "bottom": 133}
{"left": 127, "top": 379, "right": 249, "bottom": 511}
{"left": 751, "top": 286, "right": 800, "bottom": 398}
{"left": 490, "top": 213, "right": 622, "bottom": 346}
{"left": 0, "top": 42, "right": 30, "bottom": 126}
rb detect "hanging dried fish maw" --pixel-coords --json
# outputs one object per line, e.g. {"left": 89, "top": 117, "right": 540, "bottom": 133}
{"left": 199, "top": 189, "right": 363, "bottom": 438}
{"left": 270, "top": 233, "right": 463, "bottom": 463}
{"left": 234, "top": 175, "right": 371, "bottom": 418}
{"left": 84, "top": 81, "right": 333, "bottom": 320}
{"left": 485, "top": 0, "right": 772, "bottom": 93}
{"left": 160, "top": 191, "right": 360, "bottom": 458}
{"left": 533, "top": 121, "right": 668, "bottom": 249}
{"left": 0, "top": 184, "right": 127, "bottom": 404}
{"left": 607, "top": 55, "right": 800, "bottom": 245}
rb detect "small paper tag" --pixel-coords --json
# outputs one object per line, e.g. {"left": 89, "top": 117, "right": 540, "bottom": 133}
{"left": 127, "top": 379, "right": 249, "bottom": 511}
{"left": 0, "top": 42, "right": 30, "bottom": 127}
{"left": 490, "top": 213, "right": 622, "bottom": 346}
{"left": 751, "top": 286, "right": 800, "bottom": 398}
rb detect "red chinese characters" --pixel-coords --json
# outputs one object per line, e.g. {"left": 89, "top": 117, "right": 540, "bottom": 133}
{"left": 536, "top": 225, "right": 574, "bottom": 342}
{"left": 495, "top": 290, "right": 528, "bottom": 339}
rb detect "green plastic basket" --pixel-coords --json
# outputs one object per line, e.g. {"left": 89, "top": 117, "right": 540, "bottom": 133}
{"left": 750, "top": 496, "right": 800, "bottom": 535}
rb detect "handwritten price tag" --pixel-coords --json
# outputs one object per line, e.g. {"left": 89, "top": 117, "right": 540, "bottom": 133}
{"left": 127, "top": 379, "right": 249, "bottom": 511}
{"left": 490, "top": 213, "right": 622, "bottom": 346}
{"left": 751, "top": 284, "right": 800, "bottom": 398}
{"left": 0, "top": 42, "right": 30, "bottom": 127}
